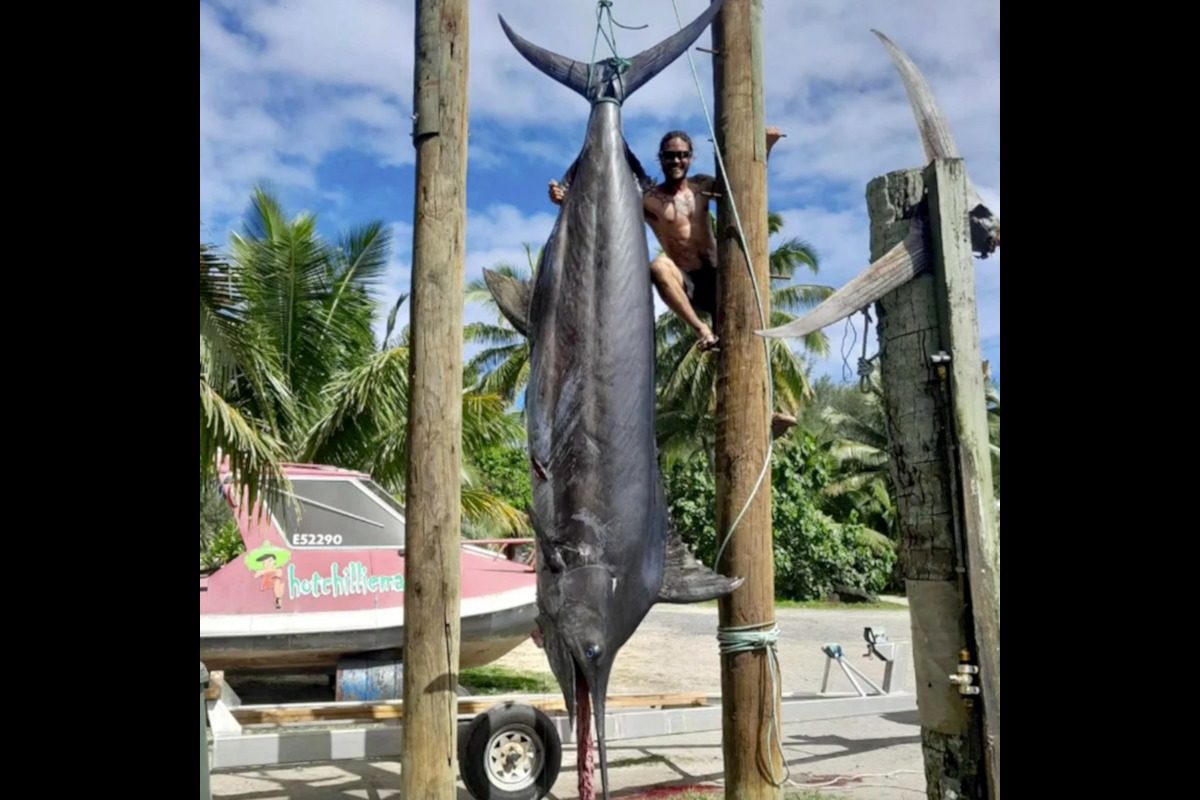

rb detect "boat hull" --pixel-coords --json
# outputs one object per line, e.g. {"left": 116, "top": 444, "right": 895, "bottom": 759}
{"left": 200, "top": 466, "right": 540, "bottom": 674}
{"left": 199, "top": 592, "right": 538, "bottom": 673}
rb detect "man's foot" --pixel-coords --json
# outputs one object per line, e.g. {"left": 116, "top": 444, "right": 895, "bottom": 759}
{"left": 697, "top": 331, "right": 720, "bottom": 352}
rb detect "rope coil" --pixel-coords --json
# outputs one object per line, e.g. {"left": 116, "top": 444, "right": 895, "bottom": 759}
{"left": 716, "top": 621, "right": 791, "bottom": 786}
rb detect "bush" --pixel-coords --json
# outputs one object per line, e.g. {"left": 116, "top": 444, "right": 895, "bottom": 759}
{"left": 200, "top": 483, "right": 245, "bottom": 569}
{"left": 662, "top": 432, "right": 895, "bottom": 601}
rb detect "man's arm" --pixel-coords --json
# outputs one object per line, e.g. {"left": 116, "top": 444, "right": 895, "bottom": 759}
{"left": 689, "top": 174, "right": 718, "bottom": 196}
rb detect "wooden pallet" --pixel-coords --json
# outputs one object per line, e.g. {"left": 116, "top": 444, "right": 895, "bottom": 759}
{"left": 231, "top": 691, "right": 709, "bottom": 726}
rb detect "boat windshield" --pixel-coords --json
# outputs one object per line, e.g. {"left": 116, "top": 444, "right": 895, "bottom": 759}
{"left": 270, "top": 478, "right": 406, "bottom": 549}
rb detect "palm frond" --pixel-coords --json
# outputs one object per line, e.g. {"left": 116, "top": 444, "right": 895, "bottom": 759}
{"left": 326, "top": 221, "right": 390, "bottom": 333}
{"left": 769, "top": 237, "right": 820, "bottom": 278}
{"left": 464, "top": 322, "right": 524, "bottom": 348}
{"left": 384, "top": 293, "right": 408, "bottom": 347}
{"left": 460, "top": 487, "right": 532, "bottom": 537}
{"left": 771, "top": 284, "right": 835, "bottom": 313}
{"left": 302, "top": 345, "right": 410, "bottom": 465}
{"left": 462, "top": 393, "right": 525, "bottom": 454}
{"left": 473, "top": 349, "right": 530, "bottom": 402}
{"left": 199, "top": 378, "right": 289, "bottom": 512}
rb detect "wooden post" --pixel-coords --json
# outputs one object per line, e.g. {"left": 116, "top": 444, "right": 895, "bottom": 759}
{"left": 404, "top": 1, "right": 468, "bottom": 797}
{"left": 870, "top": 167, "right": 988, "bottom": 799}
{"left": 926, "top": 158, "right": 1000, "bottom": 799}
{"left": 712, "top": 1, "right": 780, "bottom": 797}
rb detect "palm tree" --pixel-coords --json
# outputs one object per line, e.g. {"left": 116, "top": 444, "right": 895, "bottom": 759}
{"left": 200, "top": 240, "right": 290, "bottom": 512}
{"left": 819, "top": 381, "right": 896, "bottom": 543}
{"left": 302, "top": 326, "right": 531, "bottom": 536}
{"left": 819, "top": 363, "right": 1002, "bottom": 542}
{"left": 201, "top": 187, "right": 529, "bottom": 536}
{"left": 463, "top": 244, "right": 538, "bottom": 405}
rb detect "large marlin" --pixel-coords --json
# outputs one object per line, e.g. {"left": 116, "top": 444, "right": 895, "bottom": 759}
{"left": 490, "top": 1, "right": 738, "bottom": 797}
{"left": 758, "top": 29, "right": 1000, "bottom": 341}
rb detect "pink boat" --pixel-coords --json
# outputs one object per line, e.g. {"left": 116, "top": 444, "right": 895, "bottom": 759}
{"left": 199, "top": 463, "right": 538, "bottom": 677}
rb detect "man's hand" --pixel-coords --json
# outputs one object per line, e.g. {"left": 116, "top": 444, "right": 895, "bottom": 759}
{"left": 548, "top": 180, "right": 566, "bottom": 206}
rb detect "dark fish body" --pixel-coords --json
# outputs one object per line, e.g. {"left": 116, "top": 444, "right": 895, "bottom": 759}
{"left": 490, "top": 3, "right": 736, "bottom": 797}
{"left": 527, "top": 96, "right": 665, "bottom": 691}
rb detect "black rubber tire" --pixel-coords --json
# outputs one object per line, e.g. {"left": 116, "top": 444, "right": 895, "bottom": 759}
{"left": 458, "top": 702, "right": 562, "bottom": 800}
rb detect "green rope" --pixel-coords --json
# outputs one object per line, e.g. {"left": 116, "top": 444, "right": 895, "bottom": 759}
{"left": 671, "top": 0, "right": 788, "bottom": 788}
{"left": 717, "top": 622, "right": 790, "bottom": 786}
{"left": 586, "top": 1, "right": 641, "bottom": 102}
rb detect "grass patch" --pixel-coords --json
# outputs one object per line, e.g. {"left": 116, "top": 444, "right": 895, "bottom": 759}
{"left": 774, "top": 598, "right": 907, "bottom": 611}
{"left": 695, "top": 598, "right": 906, "bottom": 611}
{"left": 458, "top": 665, "right": 555, "bottom": 695}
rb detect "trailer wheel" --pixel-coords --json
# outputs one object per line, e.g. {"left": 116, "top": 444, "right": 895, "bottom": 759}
{"left": 458, "top": 702, "right": 562, "bottom": 800}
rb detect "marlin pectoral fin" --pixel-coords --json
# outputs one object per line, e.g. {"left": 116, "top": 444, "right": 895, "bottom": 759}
{"left": 657, "top": 527, "right": 743, "bottom": 604}
{"left": 482, "top": 268, "right": 532, "bottom": 338}
{"left": 757, "top": 226, "right": 928, "bottom": 340}
{"left": 624, "top": 140, "right": 652, "bottom": 191}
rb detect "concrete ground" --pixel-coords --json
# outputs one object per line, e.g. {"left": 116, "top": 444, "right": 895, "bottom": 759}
{"left": 211, "top": 709, "right": 923, "bottom": 798}
{"left": 209, "top": 600, "right": 926, "bottom": 798}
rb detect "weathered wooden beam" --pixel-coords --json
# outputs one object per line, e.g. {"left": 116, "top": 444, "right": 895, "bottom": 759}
{"left": 871, "top": 167, "right": 988, "bottom": 799}
{"left": 926, "top": 158, "right": 1001, "bottom": 799}
{"left": 405, "top": 1, "right": 469, "bottom": 797}
{"left": 231, "top": 692, "right": 710, "bottom": 726}
{"left": 712, "top": 1, "right": 780, "bottom": 798}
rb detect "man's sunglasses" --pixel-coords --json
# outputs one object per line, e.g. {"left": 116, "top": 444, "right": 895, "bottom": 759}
{"left": 660, "top": 150, "right": 692, "bottom": 161}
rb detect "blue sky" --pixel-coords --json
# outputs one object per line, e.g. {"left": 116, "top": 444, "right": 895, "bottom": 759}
{"left": 200, "top": 0, "right": 1000, "bottom": 384}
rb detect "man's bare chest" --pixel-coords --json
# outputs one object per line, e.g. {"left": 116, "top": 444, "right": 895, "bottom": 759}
{"left": 648, "top": 188, "right": 697, "bottom": 223}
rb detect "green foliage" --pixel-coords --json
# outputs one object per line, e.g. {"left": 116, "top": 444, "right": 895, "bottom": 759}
{"left": 200, "top": 484, "right": 245, "bottom": 569}
{"left": 770, "top": 433, "right": 895, "bottom": 599}
{"left": 472, "top": 443, "right": 533, "bottom": 516}
{"left": 202, "top": 188, "right": 526, "bottom": 536}
{"left": 458, "top": 665, "right": 554, "bottom": 694}
{"left": 662, "top": 432, "right": 895, "bottom": 601}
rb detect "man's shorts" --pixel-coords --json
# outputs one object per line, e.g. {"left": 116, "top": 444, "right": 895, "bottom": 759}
{"left": 681, "top": 260, "right": 718, "bottom": 318}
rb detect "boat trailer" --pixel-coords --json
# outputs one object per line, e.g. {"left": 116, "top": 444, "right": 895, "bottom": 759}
{"left": 205, "top": 627, "right": 916, "bottom": 799}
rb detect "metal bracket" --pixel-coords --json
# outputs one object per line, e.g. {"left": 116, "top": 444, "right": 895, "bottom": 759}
{"left": 949, "top": 650, "right": 981, "bottom": 696}
{"left": 411, "top": 87, "right": 441, "bottom": 143}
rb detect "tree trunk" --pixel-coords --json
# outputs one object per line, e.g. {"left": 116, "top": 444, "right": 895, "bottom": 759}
{"left": 870, "top": 169, "right": 986, "bottom": 799}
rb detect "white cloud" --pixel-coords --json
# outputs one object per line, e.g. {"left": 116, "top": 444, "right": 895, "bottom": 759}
{"left": 202, "top": 0, "right": 999, "bottom": 376}
{"left": 202, "top": 0, "right": 998, "bottom": 198}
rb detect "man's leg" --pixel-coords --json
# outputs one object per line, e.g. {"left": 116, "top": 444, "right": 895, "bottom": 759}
{"left": 650, "top": 255, "right": 719, "bottom": 351}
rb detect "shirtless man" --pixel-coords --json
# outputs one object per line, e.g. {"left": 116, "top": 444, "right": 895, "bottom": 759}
{"left": 549, "top": 127, "right": 783, "bottom": 352}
